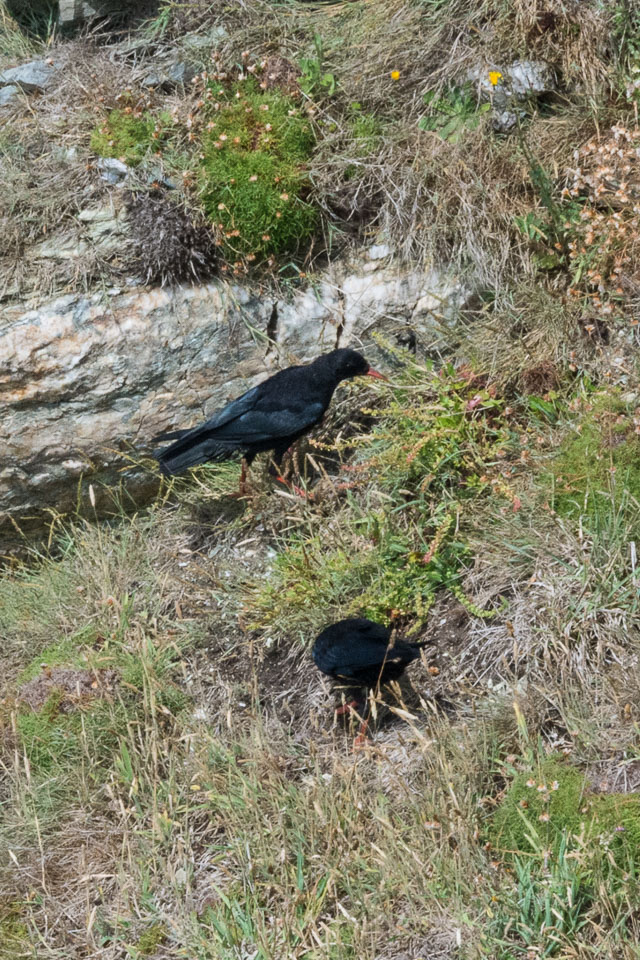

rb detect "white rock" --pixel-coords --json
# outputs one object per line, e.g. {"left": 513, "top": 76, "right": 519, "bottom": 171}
{"left": 367, "top": 243, "right": 391, "bottom": 261}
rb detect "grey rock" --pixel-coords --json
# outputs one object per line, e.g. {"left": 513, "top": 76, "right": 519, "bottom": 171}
{"left": 468, "top": 59, "right": 555, "bottom": 133}
{"left": 0, "top": 84, "right": 20, "bottom": 108}
{"left": 180, "top": 26, "right": 228, "bottom": 52}
{"left": 58, "top": 0, "right": 123, "bottom": 25}
{"left": 507, "top": 60, "right": 555, "bottom": 98}
{"left": 168, "top": 61, "right": 195, "bottom": 86}
{"left": 0, "top": 59, "right": 60, "bottom": 92}
{"left": 0, "top": 256, "right": 474, "bottom": 550}
{"left": 29, "top": 203, "right": 128, "bottom": 260}
{"left": 492, "top": 109, "right": 520, "bottom": 133}
{"left": 141, "top": 70, "right": 165, "bottom": 89}
{"left": 367, "top": 244, "right": 391, "bottom": 261}
{"left": 143, "top": 61, "right": 196, "bottom": 89}
{"left": 97, "top": 157, "right": 130, "bottom": 184}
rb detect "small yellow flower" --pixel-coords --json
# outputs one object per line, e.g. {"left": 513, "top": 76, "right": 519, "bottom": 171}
{"left": 390, "top": 70, "right": 400, "bottom": 81}
{"left": 488, "top": 70, "right": 502, "bottom": 86}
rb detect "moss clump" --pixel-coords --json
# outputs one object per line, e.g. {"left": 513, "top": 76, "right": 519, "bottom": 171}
{"left": 492, "top": 756, "right": 640, "bottom": 869}
{"left": 136, "top": 923, "right": 167, "bottom": 956}
{"left": 549, "top": 389, "right": 640, "bottom": 520}
{"left": 198, "top": 77, "right": 317, "bottom": 261}
{"left": 0, "top": 906, "right": 30, "bottom": 960}
{"left": 492, "top": 758, "right": 588, "bottom": 853}
{"left": 90, "top": 109, "right": 162, "bottom": 166}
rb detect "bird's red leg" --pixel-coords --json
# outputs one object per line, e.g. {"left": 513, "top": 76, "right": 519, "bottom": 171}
{"left": 228, "top": 458, "right": 250, "bottom": 498}
{"left": 353, "top": 718, "right": 370, "bottom": 749}
{"left": 276, "top": 475, "right": 314, "bottom": 499}
{"left": 352, "top": 698, "right": 372, "bottom": 750}
{"left": 239, "top": 458, "right": 248, "bottom": 495}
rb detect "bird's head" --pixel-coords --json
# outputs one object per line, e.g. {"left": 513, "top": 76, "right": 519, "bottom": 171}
{"left": 320, "top": 348, "right": 388, "bottom": 384}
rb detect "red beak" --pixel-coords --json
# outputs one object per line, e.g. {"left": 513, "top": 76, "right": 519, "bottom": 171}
{"left": 366, "top": 367, "right": 389, "bottom": 381}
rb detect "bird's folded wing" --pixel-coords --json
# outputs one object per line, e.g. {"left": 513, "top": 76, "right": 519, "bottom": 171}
{"left": 318, "top": 642, "right": 393, "bottom": 676}
{"left": 202, "top": 396, "right": 325, "bottom": 445}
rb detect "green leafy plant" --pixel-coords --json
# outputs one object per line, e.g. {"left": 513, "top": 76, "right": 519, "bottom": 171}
{"left": 419, "top": 85, "right": 490, "bottom": 142}
{"left": 298, "top": 33, "right": 336, "bottom": 98}
{"left": 491, "top": 835, "right": 590, "bottom": 957}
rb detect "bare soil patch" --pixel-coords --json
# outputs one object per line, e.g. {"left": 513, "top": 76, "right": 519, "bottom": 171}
{"left": 17, "top": 666, "right": 118, "bottom": 712}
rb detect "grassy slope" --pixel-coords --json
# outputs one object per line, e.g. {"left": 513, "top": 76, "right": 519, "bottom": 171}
{"left": 3, "top": 1, "right": 640, "bottom": 958}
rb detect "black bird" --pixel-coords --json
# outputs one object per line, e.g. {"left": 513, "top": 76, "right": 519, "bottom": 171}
{"left": 312, "top": 617, "right": 429, "bottom": 739}
{"left": 153, "top": 348, "right": 386, "bottom": 494}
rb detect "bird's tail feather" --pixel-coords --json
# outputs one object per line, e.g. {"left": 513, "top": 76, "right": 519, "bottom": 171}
{"left": 155, "top": 429, "right": 236, "bottom": 476}
{"left": 152, "top": 428, "right": 190, "bottom": 443}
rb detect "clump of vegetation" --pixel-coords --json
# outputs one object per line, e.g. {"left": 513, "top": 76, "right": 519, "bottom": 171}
{"left": 488, "top": 755, "right": 640, "bottom": 956}
{"left": 7, "top": 624, "right": 186, "bottom": 782}
{"left": 136, "top": 923, "right": 167, "bottom": 956}
{"left": 197, "top": 74, "right": 317, "bottom": 265}
{"left": 547, "top": 388, "right": 640, "bottom": 521}
{"left": 492, "top": 757, "right": 588, "bottom": 853}
{"left": 515, "top": 123, "right": 640, "bottom": 326}
{"left": 90, "top": 62, "right": 317, "bottom": 272}
{"left": 419, "top": 85, "right": 490, "bottom": 143}
{"left": 90, "top": 106, "right": 163, "bottom": 166}
{"left": 493, "top": 753, "right": 640, "bottom": 867}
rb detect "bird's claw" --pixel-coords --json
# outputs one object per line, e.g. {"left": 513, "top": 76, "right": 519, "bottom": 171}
{"left": 335, "top": 699, "right": 359, "bottom": 717}
{"left": 353, "top": 724, "right": 370, "bottom": 751}
{"left": 276, "top": 476, "right": 315, "bottom": 500}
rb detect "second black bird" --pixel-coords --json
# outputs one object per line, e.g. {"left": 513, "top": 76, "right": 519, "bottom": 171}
{"left": 312, "top": 617, "right": 429, "bottom": 721}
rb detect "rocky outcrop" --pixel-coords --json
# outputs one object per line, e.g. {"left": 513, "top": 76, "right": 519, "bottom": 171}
{"left": 1, "top": 252, "right": 473, "bottom": 549}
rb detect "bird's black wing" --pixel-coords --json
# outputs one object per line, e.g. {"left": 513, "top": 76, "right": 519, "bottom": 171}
{"left": 154, "top": 382, "right": 326, "bottom": 474}
{"left": 169, "top": 386, "right": 324, "bottom": 448}
{"left": 205, "top": 392, "right": 325, "bottom": 446}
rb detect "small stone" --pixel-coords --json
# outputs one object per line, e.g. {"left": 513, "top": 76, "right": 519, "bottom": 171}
{"left": 368, "top": 243, "right": 391, "bottom": 261}
{"left": 0, "top": 85, "right": 20, "bottom": 108}
{"left": 167, "top": 62, "right": 195, "bottom": 86}
{"left": 493, "top": 109, "right": 519, "bottom": 133}
{"left": 142, "top": 61, "right": 196, "bottom": 89}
